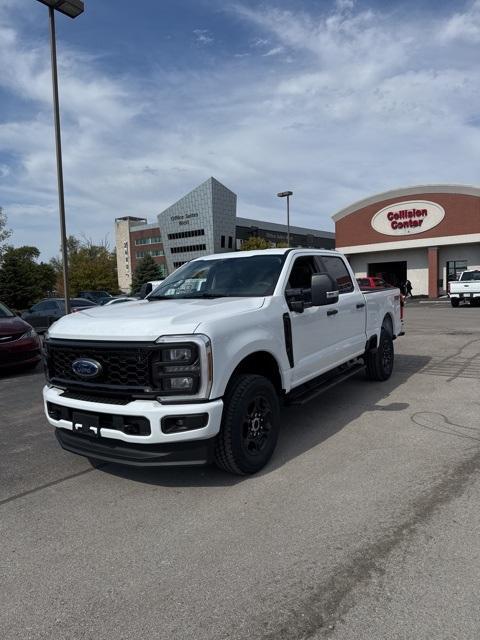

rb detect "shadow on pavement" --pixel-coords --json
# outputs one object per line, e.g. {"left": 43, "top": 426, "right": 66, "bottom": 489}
{"left": 98, "top": 353, "right": 431, "bottom": 488}
{"left": 0, "top": 362, "right": 42, "bottom": 380}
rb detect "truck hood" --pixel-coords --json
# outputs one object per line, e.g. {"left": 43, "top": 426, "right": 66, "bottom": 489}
{"left": 48, "top": 297, "right": 266, "bottom": 341}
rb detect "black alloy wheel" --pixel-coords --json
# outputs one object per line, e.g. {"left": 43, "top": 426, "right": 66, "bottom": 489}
{"left": 214, "top": 374, "right": 280, "bottom": 475}
{"left": 241, "top": 394, "right": 274, "bottom": 458}
{"left": 365, "top": 326, "right": 394, "bottom": 381}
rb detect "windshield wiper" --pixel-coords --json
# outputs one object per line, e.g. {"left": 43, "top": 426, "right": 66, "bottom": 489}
{"left": 177, "top": 293, "right": 227, "bottom": 299}
{"left": 149, "top": 293, "right": 228, "bottom": 300}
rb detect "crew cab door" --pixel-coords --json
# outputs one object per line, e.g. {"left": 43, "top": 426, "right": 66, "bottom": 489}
{"left": 285, "top": 255, "right": 340, "bottom": 385}
{"left": 317, "top": 254, "right": 367, "bottom": 363}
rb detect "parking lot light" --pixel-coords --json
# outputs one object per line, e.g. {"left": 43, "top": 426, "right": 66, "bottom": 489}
{"left": 36, "top": 0, "right": 85, "bottom": 19}
{"left": 277, "top": 191, "right": 293, "bottom": 246}
{"left": 35, "top": 0, "right": 85, "bottom": 315}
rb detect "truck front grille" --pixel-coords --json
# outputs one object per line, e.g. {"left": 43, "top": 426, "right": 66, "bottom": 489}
{"left": 45, "top": 340, "right": 162, "bottom": 394}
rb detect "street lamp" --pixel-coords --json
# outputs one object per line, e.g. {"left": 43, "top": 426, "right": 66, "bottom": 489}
{"left": 277, "top": 190, "right": 293, "bottom": 246}
{"left": 36, "top": 0, "right": 85, "bottom": 314}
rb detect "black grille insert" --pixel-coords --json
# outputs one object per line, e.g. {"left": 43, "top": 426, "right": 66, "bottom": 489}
{"left": 45, "top": 340, "right": 163, "bottom": 393}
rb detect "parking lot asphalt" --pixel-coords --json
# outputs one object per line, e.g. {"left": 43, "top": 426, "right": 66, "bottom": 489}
{"left": 1, "top": 302, "right": 479, "bottom": 640}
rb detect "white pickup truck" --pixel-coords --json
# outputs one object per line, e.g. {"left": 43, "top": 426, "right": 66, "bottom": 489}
{"left": 43, "top": 249, "right": 403, "bottom": 475}
{"left": 448, "top": 270, "right": 480, "bottom": 307}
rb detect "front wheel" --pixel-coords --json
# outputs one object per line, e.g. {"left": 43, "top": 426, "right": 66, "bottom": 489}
{"left": 451, "top": 298, "right": 459, "bottom": 308}
{"left": 214, "top": 374, "right": 280, "bottom": 475}
{"left": 365, "top": 327, "right": 394, "bottom": 381}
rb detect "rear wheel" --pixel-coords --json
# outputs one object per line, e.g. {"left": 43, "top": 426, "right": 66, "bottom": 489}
{"left": 451, "top": 298, "right": 459, "bottom": 308}
{"left": 365, "top": 327, "right": 394, "bottom": 381}
{"left": 214, "top": 374, "right": 280, "bottom": 475}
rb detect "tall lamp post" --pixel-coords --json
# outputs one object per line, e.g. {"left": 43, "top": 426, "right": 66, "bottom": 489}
{"left": 36, "top": 0, "right": 85, "bottom": 314}
{"left": 277, "top": 190, "right": 293, "bottom": 246}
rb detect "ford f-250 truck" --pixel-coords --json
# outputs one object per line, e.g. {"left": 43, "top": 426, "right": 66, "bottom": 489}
{"left": 43, "top": 249, "right": 403, "bottom": 475}
{"left": 448, "top": 270, "right": 480, "bottom": 307}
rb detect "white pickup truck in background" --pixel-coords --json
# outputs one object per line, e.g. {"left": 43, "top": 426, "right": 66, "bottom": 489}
{"left": 43, "top": 249, "right": 403, "bottom": 475}
{"left": 448, "top": 270, "right": 480, "bottom": 307}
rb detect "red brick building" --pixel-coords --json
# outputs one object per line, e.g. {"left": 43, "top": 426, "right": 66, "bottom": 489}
{"left": 332, "top": 185, "right": 480, "bottom": 297}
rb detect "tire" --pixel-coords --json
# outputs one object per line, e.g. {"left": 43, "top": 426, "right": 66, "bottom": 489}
{"left": 451, "top": 298, "right": 459, "bottom": 308}
{"left": 214, "top": 374, "right": 280, "bottom": 475}
{"left": 365, "top": 327, "right": 394, "bottom": 381}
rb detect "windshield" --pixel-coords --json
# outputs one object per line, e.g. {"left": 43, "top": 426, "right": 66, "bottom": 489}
{"left": 86, "top": 291, "right": 111, "bottom": 300}
{"left": 0, "top": 302, "right": 14, "bottom": 318}
{"left": 150, "top": 255, "right": 285, "bottom": 299}
{"left": 460, "top": 271, "right": 480, "bottom": 281}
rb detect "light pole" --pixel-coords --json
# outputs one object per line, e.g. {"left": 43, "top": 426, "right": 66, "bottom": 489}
{"left": 36, "top": 0, "right": 85, "bottom": 314}
{"left": 277, "top": 190, "right": 293, "bottom": 246}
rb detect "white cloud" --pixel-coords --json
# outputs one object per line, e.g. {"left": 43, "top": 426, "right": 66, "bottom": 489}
{"left": 441, "top": 0, "right": 480, "bottom": 43}
{"left": 335, "top": 0, "right": 355, "bottom": 11}
{"left": 193, "top": 29, "right": 214, "bottom": 45}
{"left": 263, "top": 46, "right": 284, "bottom": 57}
{"left": 2, "top": 1, "right": 480, "bottom": 260}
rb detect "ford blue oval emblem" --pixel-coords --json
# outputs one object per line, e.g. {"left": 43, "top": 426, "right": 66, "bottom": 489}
{"left": 72, "top": 358, "right": 102, "bottom": 379}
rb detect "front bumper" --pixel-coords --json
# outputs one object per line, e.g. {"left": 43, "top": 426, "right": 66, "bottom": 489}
{"left": 43, "top": 385, "right": 223, "bottom": 466}
{"left": 0, "top": 338, "right": 41, "bottom": 368}
{"left": 55, "top": 428, "right": 216, "bottom": 466}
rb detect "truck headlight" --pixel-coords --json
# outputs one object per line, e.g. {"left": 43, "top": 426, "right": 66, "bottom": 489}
{"left": 154, "top": 335, "right": 212, "bottom": 401}
{"left": 164, "top": 347, "right": 193, "bottom": 362}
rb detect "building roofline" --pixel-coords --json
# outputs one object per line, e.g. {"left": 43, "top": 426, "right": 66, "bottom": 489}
{"left": 331, "top": 184, "right": 480, "bottom": 222}
{"left": 236, "top": 216, "right": 335, "bottom": 238}
{"left": 115, "top": 216, "right": 147, "bottom": 222}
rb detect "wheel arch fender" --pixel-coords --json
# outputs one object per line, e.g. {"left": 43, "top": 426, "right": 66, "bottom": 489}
{"left": 215, "top": 349, "right": 286, "bottom": 398}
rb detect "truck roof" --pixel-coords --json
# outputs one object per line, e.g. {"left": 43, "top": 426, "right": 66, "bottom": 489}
{"left": 190, "top": 248, "right": 342, "bottom": 261}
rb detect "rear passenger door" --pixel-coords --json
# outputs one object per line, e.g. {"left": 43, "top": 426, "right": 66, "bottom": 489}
{"left": 318, "top": 255, "right": 366, "bottom": 363}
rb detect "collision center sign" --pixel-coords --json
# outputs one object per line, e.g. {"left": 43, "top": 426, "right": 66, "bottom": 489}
{"left": 371, "top": 200, "right": 445, "bottom": 236}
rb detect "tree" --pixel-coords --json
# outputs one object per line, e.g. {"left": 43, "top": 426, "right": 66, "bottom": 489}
{"left": 51, "top": 236, "right": 118, "bottom": 295}
{"left": 131, "top": 255, "right": 162, "bottom": 293}
{"left": 0, "top": 246, "right": 56, "bottom": 310}
{"left": 0, "top": 207, "right": 12, "bottom": 262}
{"left": 240, "top": 236, "right": 272, "bottom": 251}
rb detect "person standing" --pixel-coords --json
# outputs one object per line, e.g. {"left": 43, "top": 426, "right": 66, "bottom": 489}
{"left": 405, "top": 279, "right": 413, "bottom": 297}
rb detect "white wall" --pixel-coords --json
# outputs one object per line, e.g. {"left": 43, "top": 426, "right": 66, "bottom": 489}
{"left": 439, "top": 244, "right": 480, "bottom": 289}
{"left": 347, "top": 247, "right": 428, "bottom": 295}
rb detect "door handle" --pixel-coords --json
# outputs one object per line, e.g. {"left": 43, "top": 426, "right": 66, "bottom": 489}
{"left": 356, "top": 303, "right": 365, "bottom": 309}
{"left": 327, "top": 309, "right": 338, "bottom": 316}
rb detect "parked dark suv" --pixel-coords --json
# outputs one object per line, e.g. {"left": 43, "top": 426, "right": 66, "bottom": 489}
{"left": 78, "top": 291, "right": 113, "bottom": 305}
{"left": 21, "top": 298, "right": 97, "bottom": 333}
{"left": 0, "top": 301, "right": 41, "bottom": 369}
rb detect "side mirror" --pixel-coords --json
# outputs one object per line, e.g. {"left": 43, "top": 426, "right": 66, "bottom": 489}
{"left": 285, "top": 288, "right": 305, "bottom": 314}
{"left": 311, "top": 273, "right": 339, "bottom": 306}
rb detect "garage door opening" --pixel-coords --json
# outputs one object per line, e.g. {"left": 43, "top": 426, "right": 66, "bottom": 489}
{"left": 368, "top": 261, "right": 407, "bottom": 288}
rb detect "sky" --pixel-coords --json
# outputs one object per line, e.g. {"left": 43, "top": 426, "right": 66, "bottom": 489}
{"left": 1, "top": 0, "right": 480, "bottom": 259}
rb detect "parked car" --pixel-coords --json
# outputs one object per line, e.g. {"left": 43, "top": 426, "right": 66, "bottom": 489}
{"left": 448, "top": 270, "right": 480, "bottom": 307}
{"left": 0, "top": 301, "right": 41, "bottom": 369}
{"left": 357, "top": 276, "right": 392, "bottom": 289}
{"left": 103, "top": 297, "right": 138, "bottom": 306}
{"left": 22, "top": 298, "right": 97, "bottom": 333}
{"left": 43, "top": 249, "right": 403, "bottom": 474}
{"left": 78, "top": 291, "right": 113, "bottom": 305}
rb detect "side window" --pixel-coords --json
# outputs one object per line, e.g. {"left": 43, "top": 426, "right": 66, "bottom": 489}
{"left": 320, "top": 256, "right": 354, "bottom": 294}
{"left": 286, "top": 256, "right": 319, "bottom": 304}
{"left": 35, "top": 300, "right": 58, "bottom": 312}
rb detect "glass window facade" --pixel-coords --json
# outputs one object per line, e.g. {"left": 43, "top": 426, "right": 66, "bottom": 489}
{"left": 136, "top": 249, "right": 164, "bottom": 258}
{"left": 168, "top": 229, "right": 205, "bottom": 240}
{"left": 135, "top": 236, "right": 162, "bottom": 245}
{"left": 171, "top": 244, "right": 207, "bottom": 254}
